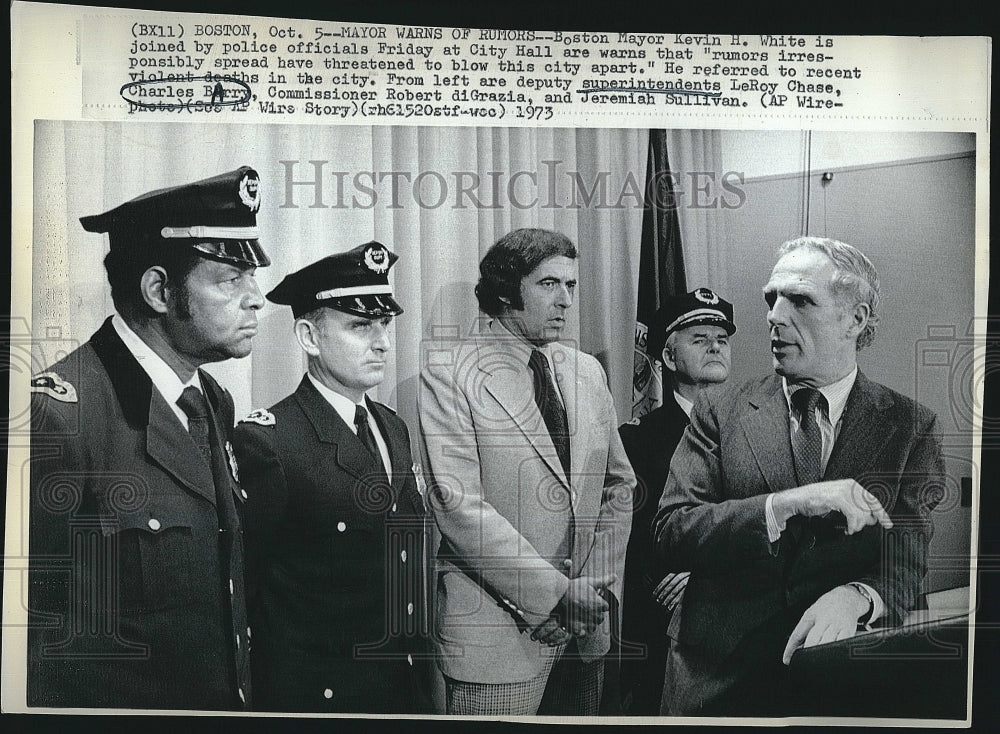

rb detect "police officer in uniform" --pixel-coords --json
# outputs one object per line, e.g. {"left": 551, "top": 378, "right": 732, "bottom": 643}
{"left": 28, "top": 166, "right": 270, "bottom": 709}
{"left": 233, "top": 243, "right": 429, "bottom": 713}
{"left": 618, "top": 288, "right": 736, "bottom": 714}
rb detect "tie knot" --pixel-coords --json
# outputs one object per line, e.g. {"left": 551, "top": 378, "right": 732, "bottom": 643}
{"left": 177, "top": 386, "right": 209, "bottom": 420}
{"left": 354, "top": 404, "right": 369, "bottom": 429}
{"left": 792, "top": 387, "right": 825, "bottom": 415}
{"left": 528, "top": 349, "right": 550, "bottom": 375}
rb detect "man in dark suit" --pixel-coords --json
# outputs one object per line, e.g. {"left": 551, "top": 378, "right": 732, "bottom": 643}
{"left": 654, "top": 237, "right": 945, "bottom": 716}
{"left": 28, "top": 167, "right": 270, "bottom": 709}
{"left": 233, "top": 243, "right": 429, "bottom": 713}
{"left": 618, "top": 288, "right": 736, "bottom": 715}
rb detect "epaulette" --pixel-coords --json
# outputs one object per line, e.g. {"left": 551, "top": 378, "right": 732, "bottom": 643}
{"left": 240, "top": 408, "right": 275, "bottom": 426}
{"left": 30, "top": 372, "right": 78, "bottom": 403}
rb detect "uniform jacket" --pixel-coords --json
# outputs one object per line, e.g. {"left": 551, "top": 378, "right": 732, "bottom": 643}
{"left": 653, "top": 372, "right": 945, "bottom": 713}
{"left": 418, "top": 324, "right": 635, "bottom": 683}
{"left": 27, "top": 317, "right": 251, "bottom": 710}
{"left": 619, "top": 391, "right": 689, "bottom": 615}
{"left": 617, "top": 391, "right": 689, "bottom": 709}
{"left": 233, "top": 376, "right": 429, "bottom": 713}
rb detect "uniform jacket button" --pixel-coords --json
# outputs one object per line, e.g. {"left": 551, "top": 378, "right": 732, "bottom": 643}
{"left": 147, "top": 518, "right": 161, "bottom": 531}
{"left": 400, "top": 550, "right": 407, "bottom": 563}
{"left": 337, "top": 521, "right": 347, "bottom": 532}
{"left": 323, "top": 688, "right": 334, "bottom": 699}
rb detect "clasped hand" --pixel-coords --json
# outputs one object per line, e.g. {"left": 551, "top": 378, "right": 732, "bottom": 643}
{"left": 530, "top": 574, "right": 615, "bottom": 646}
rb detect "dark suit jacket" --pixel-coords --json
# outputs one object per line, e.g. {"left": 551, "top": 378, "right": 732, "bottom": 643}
{"left": 233, "top": 377, "right": 429, "bottom": 713}
{"left": 653, "top": 371, "right": 945, "bottom": 715}
{"left": 620, "top": 392, "right": 690, "bottom": 612}
{"left": 28, "top": 317, "right": 251, "bottom": 710}
{"left": 617, "top": 393, "right": 689, "bottom": 709}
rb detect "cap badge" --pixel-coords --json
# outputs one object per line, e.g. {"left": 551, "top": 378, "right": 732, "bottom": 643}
{"left": 225, "top": 440, "right": 240, "bottom": 482}
{"left": 30, "top": 372, "right": 78, "bottom": 403}
{"left": 238, "top": 171, "right": 261, "bottom": 213}
{"left": 363, "top": 244, "right": 390, "bottom": 274}
{"left": 694, "top": 288, "right": 719, "bottom": 305}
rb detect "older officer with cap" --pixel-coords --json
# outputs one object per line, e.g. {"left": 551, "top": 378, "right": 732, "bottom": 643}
{"left": 28, "top": 166, "right": 269, "bottom": 709}
{"left": 618, "top": 287, "right": 736, "bottom": 715}
{"left": 233, "top": 243, "right": 429, "bottom": 713}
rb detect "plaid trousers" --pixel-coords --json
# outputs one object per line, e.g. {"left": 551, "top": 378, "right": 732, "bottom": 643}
{"left": 444, "top": 641, "right": 604, "bottom": 716}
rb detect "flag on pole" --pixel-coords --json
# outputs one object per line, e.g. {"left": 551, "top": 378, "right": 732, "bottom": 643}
{"left": 632, "top": 130, "right": 687, "bottom": 418}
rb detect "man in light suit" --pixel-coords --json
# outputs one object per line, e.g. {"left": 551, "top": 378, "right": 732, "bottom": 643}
{"left": 654, "top": 237, "right": 945, "bottom": 716}
{"left": 28, "top": 167, "right": 269, "bottom": 709}
{"left": 233, "top": 243, "right": 430, "bottom": 713}
{"left": 618, "top": 288, "right": 736, "bottom": 715}
{"left": 419, "top": 228, "right": 635, "bottom": 715}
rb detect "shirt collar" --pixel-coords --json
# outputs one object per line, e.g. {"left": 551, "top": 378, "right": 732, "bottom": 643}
{"left": 491, "top": 318, "right": 555, "bottom": 365}
{"left": 673, "top": 390, "right": 694, "bottom": 418}
{"left": 782, "top": 365, "right": 858, "bottom": 425}
{"left": 307, "top": 372, "right": 368, "bottom": 431}
{"left": 112, "top": 313, "right": 202, "bottom": 406}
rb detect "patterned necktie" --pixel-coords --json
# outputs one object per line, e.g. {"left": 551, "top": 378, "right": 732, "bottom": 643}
{"left": 177, "top": 386, "right": 212, "bottom": 466}
{"left": 355, "top": 404, "right": 388, "bottom": 480}
{"left": 790, "top": 387, "right": 826, "bottom": 486}
{"left": 528, "top": 349, "right": 571, "bottom": 478}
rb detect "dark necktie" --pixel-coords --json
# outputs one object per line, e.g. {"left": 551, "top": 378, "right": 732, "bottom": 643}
{"left": 528, "top": 349, "right": 571, "bottom": 478}
{"left": 177, "top": 385, "right": 235, "bottom": 530}
{"left": 177, "top": 386, "right": 212, "bottom": 466}
{"left": 790, "top": 387, "right": 826, "bottom": 486}
{"left": 355, "top": 404, "right": 388, "bottom": 480}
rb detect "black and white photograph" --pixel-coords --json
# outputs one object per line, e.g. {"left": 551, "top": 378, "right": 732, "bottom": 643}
{"left": 9, "top": 119, "right": 978, "bottom": 720}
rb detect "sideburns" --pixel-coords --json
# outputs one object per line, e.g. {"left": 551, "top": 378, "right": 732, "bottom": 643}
{"left": 168, "top": 279, "right": 193, "bottom": 321}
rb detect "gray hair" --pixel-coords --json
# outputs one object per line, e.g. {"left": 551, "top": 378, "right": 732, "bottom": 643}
{"left": 778, "top": 237, "right": 881, "bottom": 350}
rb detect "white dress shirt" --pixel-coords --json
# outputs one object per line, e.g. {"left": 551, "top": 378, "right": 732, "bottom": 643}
{"left": 112, "top": 314, "right": 203, "bottom": 429}
{"left": 762, "top": 366, "right": 884, "bottom": 623}
{"left": 307, "top": 373, "right": 391, "bottom": 476}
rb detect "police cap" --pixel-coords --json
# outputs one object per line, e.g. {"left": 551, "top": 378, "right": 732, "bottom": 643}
{"left": 648, "top": 287, "right": 737, "bottom": 359}
{"left": 79, "top": 166, "right": 270, "bottom": 268}
{"left": 267, "top": 242, "right": 404, "bottom": 319}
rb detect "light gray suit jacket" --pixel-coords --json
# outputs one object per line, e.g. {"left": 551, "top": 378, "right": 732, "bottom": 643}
{"left": 418, "top": 322, "right": 634, "bottom": 683}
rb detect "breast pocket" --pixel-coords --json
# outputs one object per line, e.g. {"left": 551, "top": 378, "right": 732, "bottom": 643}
{"left": 100, "top": 512, "right": 197, "bottom": 614}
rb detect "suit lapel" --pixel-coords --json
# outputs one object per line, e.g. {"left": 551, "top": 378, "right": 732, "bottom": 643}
{"left": 479, "top": 335, "right": 570, "bottom": 488}
{"left": 91, "top": 317, "right": 216, "bottom": 504}
{"left": 741, "top": 376, "right": 799, "bottom": 494}
{"left": 294, "top": 376, "right": 380, "bottom": 482}
{"left": 369, "top": 401, "right": 406, "bottom": 502}
{"left": 825, "top": 371, "right": 896, "bottom": 480}
{"left": 145, "top": 390, "right": 217, "bottom": 504}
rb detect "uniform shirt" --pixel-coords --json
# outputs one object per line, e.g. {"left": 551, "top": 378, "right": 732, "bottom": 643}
{"left": 112, "top": 313, "right": 203, "bottom": 429}
{"left": 763, "top": 365, "right": 884, "bottom": 622}
{"left": 674, "top": 390, "right": 694, "bottom": 418}
{"left": 307, "top": 373, "right": 391, "bottom": 476}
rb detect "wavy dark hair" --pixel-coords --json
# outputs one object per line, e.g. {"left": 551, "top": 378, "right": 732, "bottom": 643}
{"left": 475, "top": 228, "right": 577, "bottom": 316}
